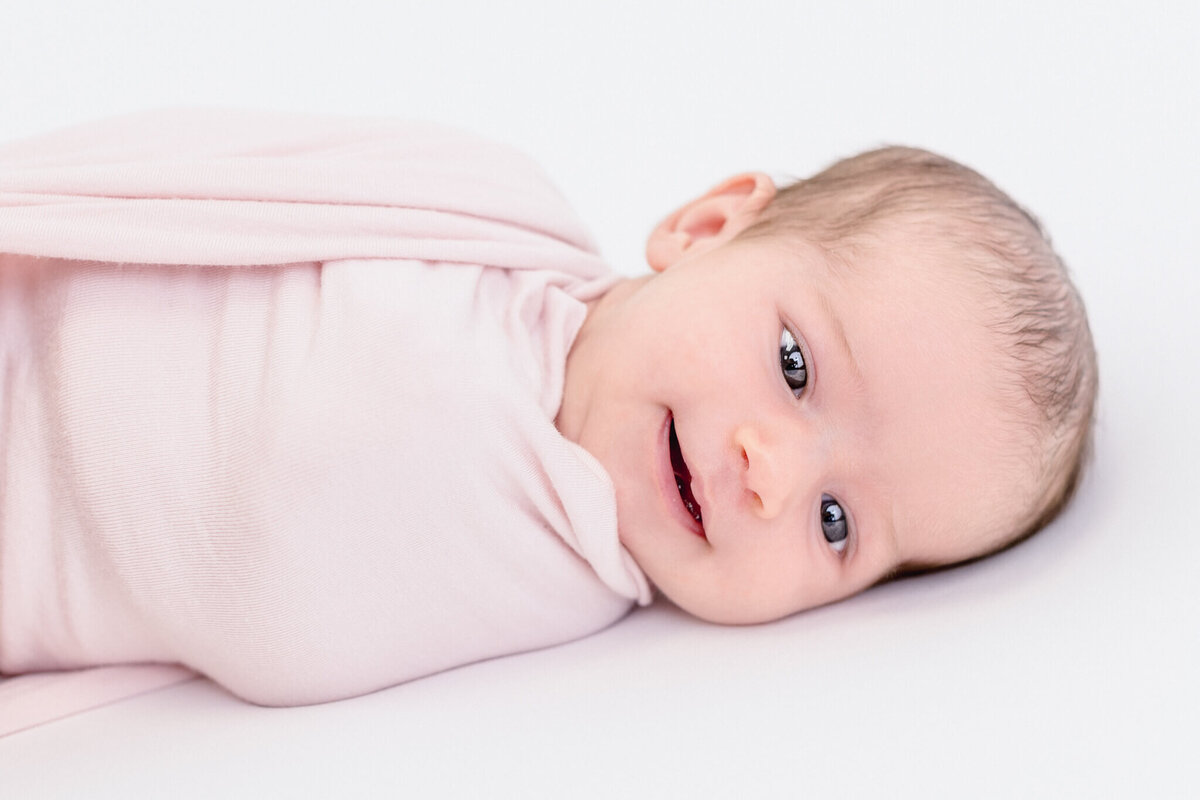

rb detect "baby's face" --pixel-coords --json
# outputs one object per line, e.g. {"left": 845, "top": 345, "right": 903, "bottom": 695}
{"left": 560, "top": 229, "right": 1032, "bottom": 624}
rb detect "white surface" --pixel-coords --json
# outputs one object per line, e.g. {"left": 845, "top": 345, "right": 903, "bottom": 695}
{"left": 1, "top": 1, "right": 1197, "bottom": 797}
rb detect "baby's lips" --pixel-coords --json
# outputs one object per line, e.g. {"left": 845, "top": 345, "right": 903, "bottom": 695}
{"left": 694, "top": 475, "right": 713, "bottom": 534}
{"left": 682, "top": 452, "right": 712, "bottom": 539}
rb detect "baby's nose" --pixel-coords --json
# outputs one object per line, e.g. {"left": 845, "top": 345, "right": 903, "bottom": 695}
{"left": 734, "top": 423, "right": 800, "bottom": 520}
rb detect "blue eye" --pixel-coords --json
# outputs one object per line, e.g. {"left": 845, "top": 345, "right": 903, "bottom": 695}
{"left": 779, "top": 328, "right": 807, "bottom": 397}
{"left": 821, "top": 495, "right": 849, "bottom": 554}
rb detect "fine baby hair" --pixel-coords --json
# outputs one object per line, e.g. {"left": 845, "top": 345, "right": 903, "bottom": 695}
{"left": 742, "top": 146, "right": 1098, "bottom": 571}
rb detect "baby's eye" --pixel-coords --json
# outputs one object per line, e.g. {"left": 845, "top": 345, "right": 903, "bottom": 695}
{"left": 820, "top": 495, "right": 849, "bottom": 554}
{"left": 779, "top": 328, "right": 808, "bottom": 397}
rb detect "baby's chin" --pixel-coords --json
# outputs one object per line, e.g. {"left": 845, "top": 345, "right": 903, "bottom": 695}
{"left": 649, "top": 577, "right": 813, "bottom": 626}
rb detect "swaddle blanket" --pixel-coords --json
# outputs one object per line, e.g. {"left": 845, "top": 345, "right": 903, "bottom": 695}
{"left": 0, "top": 109, "right": 650, "bottom": 733}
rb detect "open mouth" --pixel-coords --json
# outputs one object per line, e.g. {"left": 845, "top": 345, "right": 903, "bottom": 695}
{"left": 668, "top": 417, "right": 704, "bottom": 534}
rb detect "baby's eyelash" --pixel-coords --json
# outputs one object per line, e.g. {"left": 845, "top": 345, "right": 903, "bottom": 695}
{"left": 779, "top": 326, "right": 808, "bottom": 398}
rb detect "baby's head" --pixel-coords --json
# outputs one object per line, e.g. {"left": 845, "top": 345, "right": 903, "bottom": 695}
{"left": 558, "top": 146, "right": 1097, "bottom": 624}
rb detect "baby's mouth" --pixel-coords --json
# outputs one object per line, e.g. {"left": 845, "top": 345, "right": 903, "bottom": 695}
{"left": 669, "top": 417, "right": 704, "bottom": 533}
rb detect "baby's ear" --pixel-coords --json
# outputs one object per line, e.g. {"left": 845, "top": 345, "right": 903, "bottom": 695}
{"left": 645, "top": 172, "right": 775, "bottom": 272}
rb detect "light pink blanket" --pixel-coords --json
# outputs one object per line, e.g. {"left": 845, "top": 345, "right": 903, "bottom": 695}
{"left": 0, "top": 109, "right": 649, "bottom": 736}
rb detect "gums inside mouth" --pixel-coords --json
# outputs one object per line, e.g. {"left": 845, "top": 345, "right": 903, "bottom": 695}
{"left": 668, "top": 418, "right": 703, "bottom": 528}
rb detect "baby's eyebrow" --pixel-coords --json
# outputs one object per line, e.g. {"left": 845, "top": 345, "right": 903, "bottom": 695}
{"left": 882, "top": 499, "right": 901, "bottom": 564}
{"left": 817, "top": 291, "right": 861, "bottom": 386}
{"left": 813, "top": 289, "right": 902, "bottom": 561}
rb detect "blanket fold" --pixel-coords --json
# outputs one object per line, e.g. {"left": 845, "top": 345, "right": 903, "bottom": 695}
{"left": 0, "top": 108, "right": 603, "bottom": 268}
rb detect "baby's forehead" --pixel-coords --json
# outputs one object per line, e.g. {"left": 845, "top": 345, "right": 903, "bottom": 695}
{"left": 788, "top": 226, "right": 994, "bottom": 315}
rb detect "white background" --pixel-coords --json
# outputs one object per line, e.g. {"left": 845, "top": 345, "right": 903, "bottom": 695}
{"left": 1, "top": 1, "right": 1197, "bottom": 797}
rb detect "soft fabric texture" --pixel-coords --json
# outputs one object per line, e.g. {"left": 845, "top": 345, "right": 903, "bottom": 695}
{"left": 0, "top": 109, "right": 650, "bottom": 732}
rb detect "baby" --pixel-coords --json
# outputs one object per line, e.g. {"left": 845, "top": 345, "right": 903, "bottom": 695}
{"left": 0, "top": 110, "right": 1095, "bottom": 708}
{"left": 566, "top": 150, "right": 1098, "bottom": 625}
